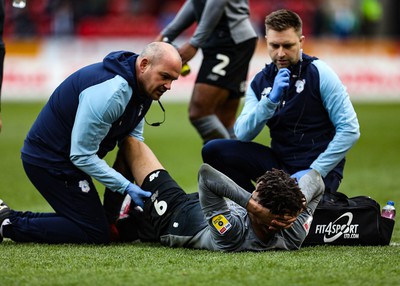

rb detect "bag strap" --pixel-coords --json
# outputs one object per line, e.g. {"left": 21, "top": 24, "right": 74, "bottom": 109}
{"left": 320, "top": 191, "right": 357, "bottom": 207}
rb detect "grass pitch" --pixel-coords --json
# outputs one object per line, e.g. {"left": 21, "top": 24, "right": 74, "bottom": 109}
{"left": 1, "top": 101, "right": 399, "bottom": 286}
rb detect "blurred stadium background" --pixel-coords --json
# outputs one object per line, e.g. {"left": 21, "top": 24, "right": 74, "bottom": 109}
{"left": 1, "top": 4, "right": 400, "bottom": 283}
{"left": 2, "top": 0, "right": 400, "bottom": 102}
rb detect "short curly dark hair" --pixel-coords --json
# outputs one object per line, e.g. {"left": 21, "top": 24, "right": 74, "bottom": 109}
{"left": 255, "top": 169, "right": 305, "bottom": 216}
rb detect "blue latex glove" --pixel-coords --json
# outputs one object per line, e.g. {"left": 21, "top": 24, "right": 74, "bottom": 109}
{"left": 269, "top": 68, "right": 291, "bottom": 103}
{"left": 291, "top": 168, "right": 312, "bottom": 183}
{"left": 125, "top": 183, "right": 152, "bottom": 209}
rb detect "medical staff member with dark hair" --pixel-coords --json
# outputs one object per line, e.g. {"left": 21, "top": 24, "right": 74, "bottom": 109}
{"left": 203, "top": 9, "right": 360, "bottom": 196}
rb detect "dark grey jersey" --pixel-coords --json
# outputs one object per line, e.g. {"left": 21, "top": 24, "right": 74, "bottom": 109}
{"left": 159, "top": 164, "right": 323, "bottom": 252}
{"left": 160, "top": 0, "right": 257, "bottom": 48}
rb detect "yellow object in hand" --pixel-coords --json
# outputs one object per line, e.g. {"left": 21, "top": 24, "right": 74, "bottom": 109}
{"left": 181, "top": 63, "right": 191, "bottom": 76}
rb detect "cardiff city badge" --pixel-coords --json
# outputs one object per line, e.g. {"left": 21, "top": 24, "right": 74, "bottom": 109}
{"left": 295, "top": 79, "right": 306, "bottom": 93}
{"left": 78, "top": 180, "right": 90, "bottom": 193}
{"left": 261, "top": 87, "right": 272, "bottom": 98}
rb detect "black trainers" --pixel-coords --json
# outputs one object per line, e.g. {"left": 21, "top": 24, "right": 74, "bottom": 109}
{"left": 0, "top": 199, "right": 11, "bottom": 243}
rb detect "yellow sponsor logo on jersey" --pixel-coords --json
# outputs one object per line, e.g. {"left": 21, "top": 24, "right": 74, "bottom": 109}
{"left": 211, "top": 214, "right": 232, "bottom": 234}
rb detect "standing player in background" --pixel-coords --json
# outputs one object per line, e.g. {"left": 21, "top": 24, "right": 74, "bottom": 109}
{"left": 155, "top": 0, "right": 257, "bottom": 144}
{"left": 203, "top": 9, "right": 360, "bottom": 196}
{"left": 0, "top": 0, "right": 27, "bottom": 132}
{"left": 0, "top": 0, "right": 5, "bottom": 132}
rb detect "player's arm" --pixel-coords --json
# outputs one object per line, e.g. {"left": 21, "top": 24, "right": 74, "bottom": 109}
{"left": 198, "top": 164, "right": 295, "bottom": 229}
{"left": 310, "top": 60, "right": 360, "bottom": 177}
{"left": 188, "top": 0, "right": 228, "bottom": 48}
{"left": 298, "top": 169, "right": 324, "bottom": 214}
{"left": 158, "top": 0, "right": 196, "bottom": 42}
{"left": 198, "top": 163, "right": 251, "bottom": 213}
{"left": 171, "top": 0, "right": 230, "bottom": 64}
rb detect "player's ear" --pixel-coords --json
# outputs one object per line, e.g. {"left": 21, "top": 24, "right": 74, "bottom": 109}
{"left": 299, "top": 35, "right": 305, "bottom": 49}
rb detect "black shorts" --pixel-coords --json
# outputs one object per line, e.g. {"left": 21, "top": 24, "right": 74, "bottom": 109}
{"left": 196, "top": 38, "right": 257, "bottom": 98}
{"left": 141, "top": 170, "right": 206, "bottom": 239}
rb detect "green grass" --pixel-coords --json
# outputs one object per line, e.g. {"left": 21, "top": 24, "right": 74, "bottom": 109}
{"left": 1, "top": 101, "right": 400, "bottom": 286}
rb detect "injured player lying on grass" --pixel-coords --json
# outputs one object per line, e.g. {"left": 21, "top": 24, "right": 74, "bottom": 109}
{"left": 103, "top": 137, "right": 324, "bottom": 252}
